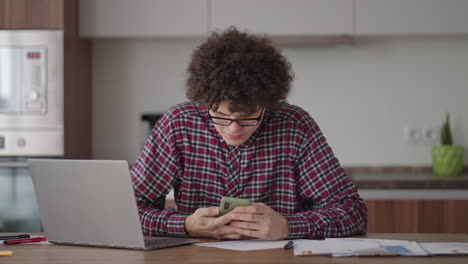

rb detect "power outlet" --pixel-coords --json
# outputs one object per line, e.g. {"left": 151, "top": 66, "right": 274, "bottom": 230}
{"left": 404, "top": 127, "right": 439, "bottom": 144}
{"left": 422, "top": 128, "right": 439, "bottom": 144}
{"left": 404, "top": 127, "right": 422, "bottom": 144}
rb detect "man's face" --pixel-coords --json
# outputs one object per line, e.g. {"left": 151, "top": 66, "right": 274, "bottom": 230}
{"left": 209, "top": 101, "right": 263, "bottom": 146}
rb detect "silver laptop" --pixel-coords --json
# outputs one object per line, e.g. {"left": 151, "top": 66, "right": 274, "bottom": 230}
{"left": 28, "top": 159, "right": 197, "bottom": 250}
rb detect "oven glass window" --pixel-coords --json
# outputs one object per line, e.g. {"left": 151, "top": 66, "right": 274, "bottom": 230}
{"left": 0, "top": 47, "right": 22, "bottom": 113}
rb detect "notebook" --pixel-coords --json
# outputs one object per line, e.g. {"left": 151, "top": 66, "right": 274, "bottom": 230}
{"left": 28, "top": 159, "right": 197, "bottom": 250}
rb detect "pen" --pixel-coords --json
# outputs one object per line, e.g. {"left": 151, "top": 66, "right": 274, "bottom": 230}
{"left": 284, "top": 240, "right": 294, "bottom": 249}
{"left": 0, "top": 234, "right": 30, "bottom": 240}
{"left": 3, "top": 237, "right": 46, "bottom": 244}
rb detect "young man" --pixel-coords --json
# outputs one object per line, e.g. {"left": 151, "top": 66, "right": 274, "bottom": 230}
{"left": 130, "top": 28, "right": 367, "bottom": 240}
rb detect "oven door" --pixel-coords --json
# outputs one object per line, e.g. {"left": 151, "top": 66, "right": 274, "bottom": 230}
{"left": 0, "top": 158, "right": 42, "bottom": 232}
{"left": 0, "top": 46, "right": 22, "bottom": 113}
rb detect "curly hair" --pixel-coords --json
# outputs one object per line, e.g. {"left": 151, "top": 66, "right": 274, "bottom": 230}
{"left": 186, "top": 27, "right": 293, "bottom": 114}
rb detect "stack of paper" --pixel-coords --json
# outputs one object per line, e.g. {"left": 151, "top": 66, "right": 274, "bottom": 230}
{"left": 293, "top": 238, "right": 382, "bottom": 256}
{"left": 196, "top": 238, "right": 468, "bottom": 257}
{"left": 305, "top": 238, "right": 428, "bottom": 257}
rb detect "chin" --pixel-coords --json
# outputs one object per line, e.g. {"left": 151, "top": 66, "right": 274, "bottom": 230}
{"left": 224, "top": 138, "right": 247, "bottom": 146}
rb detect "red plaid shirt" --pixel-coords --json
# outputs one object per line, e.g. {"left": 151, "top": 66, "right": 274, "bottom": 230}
{"left": 131, "top": 102, "right": 367, "bottom": 238}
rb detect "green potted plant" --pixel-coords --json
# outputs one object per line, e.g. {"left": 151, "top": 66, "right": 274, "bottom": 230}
{"left": 431, "top": 112, "right": 464, "bottom": 177}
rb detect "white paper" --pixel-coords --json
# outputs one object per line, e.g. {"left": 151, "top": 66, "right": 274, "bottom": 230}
{"left": 195, "top": 239, "right": 296, "bottom": 251}
{"left": 419, "top": 243, "right": 468, "bottom": 255}
{"left": 338, "top": 238, "right": 428, "bottom": 256}
{"left": 293, "top": 238, "right": 381, "bottom": 256}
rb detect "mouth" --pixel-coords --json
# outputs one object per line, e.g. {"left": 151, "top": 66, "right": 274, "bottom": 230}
{"left": 226, "top": 134, "right": 243, "bottom": 140}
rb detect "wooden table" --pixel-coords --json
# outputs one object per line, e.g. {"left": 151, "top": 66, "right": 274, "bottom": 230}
{"left": 1, "top": 233, "right": 468, "bottom": 264}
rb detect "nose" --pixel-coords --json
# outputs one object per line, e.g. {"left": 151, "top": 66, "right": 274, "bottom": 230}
{"left": 226, "top": 121, "right": 243, "bottom": 133}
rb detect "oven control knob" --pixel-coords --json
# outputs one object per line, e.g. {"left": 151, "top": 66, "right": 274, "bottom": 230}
{"left": 29, "top": 90, "right": 40, "bottom": 101}
{"left": 16, "top": 138, "right": 26, "bottom": 148}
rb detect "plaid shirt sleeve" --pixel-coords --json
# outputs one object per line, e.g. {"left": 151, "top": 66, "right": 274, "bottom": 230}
{"left": 130, "top": 111, "right": 189, "bottom": 237}
{"left": 285, "top": 119, "right": 367, "bottom": 239}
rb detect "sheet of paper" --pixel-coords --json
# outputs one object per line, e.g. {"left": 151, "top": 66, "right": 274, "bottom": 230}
{"left": 337, "top": 238, "right": 428, "bottom": 256}
{"left": 195, "top": 239, "right": 298, "bottom": 251}
{"left": 293, "top": 238, "right": 381, "bottom": 256}
{"left": 419, "top": 243, "right": 468, "bottom": 255}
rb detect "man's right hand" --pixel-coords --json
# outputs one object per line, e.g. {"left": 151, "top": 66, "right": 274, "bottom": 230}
{"left": 184, "top": 207, "right": 242, "bottom": 239}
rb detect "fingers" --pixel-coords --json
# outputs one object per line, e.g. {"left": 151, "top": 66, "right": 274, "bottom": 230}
{"left": 231, "top": 227, "right": 264, "bottom": 240}
{"left": 194, "top": 206, "right": 236, "bottom": 227}
{"left": 194, "top": 206, "right": 220, "bottom": 217}
{"left": 229, "top": 220, "right": 262, "bottom": 231}
{"left": 231, "top": 203, "right": 266, "bottom": 214}
{"left": 220, "top": 233, "right": 243, "bottom": 240}
{"left": 211, "top": 225, "right": 242, "bottom": 239}
{"left": 229, "top": 212, "right": 263, "bottom": 222}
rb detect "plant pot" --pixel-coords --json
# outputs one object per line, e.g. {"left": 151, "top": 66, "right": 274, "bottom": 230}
{"left": 431, "top": 145, "right": 464, "bottom": 177}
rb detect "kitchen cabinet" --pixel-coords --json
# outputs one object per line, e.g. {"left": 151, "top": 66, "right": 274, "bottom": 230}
{"left": 63, "top": 0, "right": 92, "bottom": 159}
{"left": 355, "top": 0, "right": 468, "bottom": 35}
{"left": 211, "top": 0, "right": 353, "bottom": 36}
{"left": 79, "top": 0, "right": 208, "bottom": 37}
{"left": 0, "top": 0, "right": 63, "bottom": 29}
{"left": 366, "top": 200, "right": 468, "bottom": 234}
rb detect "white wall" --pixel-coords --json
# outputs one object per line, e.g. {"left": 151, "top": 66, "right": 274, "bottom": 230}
{"left": 92, "top": 36, "right": 468, "bottom": 166}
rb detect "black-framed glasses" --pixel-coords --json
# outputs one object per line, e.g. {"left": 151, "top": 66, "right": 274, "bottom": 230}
{"left": 208, "top": 108, "right": 265, "bottom": 127}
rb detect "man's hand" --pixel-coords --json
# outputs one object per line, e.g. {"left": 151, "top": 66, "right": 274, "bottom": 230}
{"left": 184, "top": 207, "right": 243, "bottom": 239}
{"left": 228, "top": 203, "right": 289, "bottom": 240}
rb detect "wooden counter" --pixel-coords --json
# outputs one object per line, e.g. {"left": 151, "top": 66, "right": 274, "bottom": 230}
{"left": 1, "top": 233, "right": 468, "bottom": 264}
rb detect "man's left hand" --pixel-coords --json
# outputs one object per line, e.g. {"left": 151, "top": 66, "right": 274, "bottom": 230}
{"left": 227, "top": 203, "right": 289, "bottom": 240}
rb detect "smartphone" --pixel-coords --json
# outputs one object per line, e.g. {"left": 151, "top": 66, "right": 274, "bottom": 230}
{"left": 219, "top": 197, "right": 252, "bottom": 216}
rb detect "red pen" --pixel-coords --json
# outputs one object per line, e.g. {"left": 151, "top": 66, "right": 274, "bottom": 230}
{"left": 4, "top": 237, "right": 47, "bottom": 244}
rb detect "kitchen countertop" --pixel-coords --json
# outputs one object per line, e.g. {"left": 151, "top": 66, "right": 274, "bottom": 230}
{"left": 346, "top": 167, "right": 468, "bottom": 199}
{"left": 350, "top": 173, "right": 468, "bottom": 189}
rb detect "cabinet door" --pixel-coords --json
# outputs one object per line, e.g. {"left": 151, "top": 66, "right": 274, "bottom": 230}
{"left": 79, "top": 0, "right": 208, "bottom": 37}
{"left": 211, "top": 0, "right": 353, "bottom": 35}
{"left": 0, "top": 0, "right": 63, "bottom": 29}
{"left": 366, "top": 200, "right": 468, "bottom": 233}
{"left": 356, "top": 0, "right": 468, "bottom": 35}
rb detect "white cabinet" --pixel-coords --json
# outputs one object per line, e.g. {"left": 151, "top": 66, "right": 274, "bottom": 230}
{"left": 80, "top": 0, "right": 208, "bottom": 37}
{"left": 210, "top": 0, "right": 353, "bottom": 35}
{"left": 355, "top": 0, "right": 468, "bottom": 35}
{"left": 79, "top": 0, "right": 468, "bottom": 38}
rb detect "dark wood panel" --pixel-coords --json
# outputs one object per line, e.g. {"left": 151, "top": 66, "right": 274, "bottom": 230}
{"left": 0, "top": 0, "right": 63, "bottom": 29}
{"left": 63, "top": 0, "right": 92, "bottom": 159}
{"left": 441, "top": 200, "right": 468, "bottom": 234}
{"left": 393, "top": 200, "right": 418, "bottom": 233}
{"left": 417, "top": 200, "right": 444, "bottom": 233}
{"left": 366, "top": 200, "right": 468, "bottom": 234}
{"left": 366, "top": 200, "right": 418, "bottom": 233}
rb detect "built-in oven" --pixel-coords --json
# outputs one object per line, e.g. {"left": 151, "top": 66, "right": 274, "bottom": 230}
{"left": 0, "top": 30, "right": 63, "bottom": 156}
{"left": 0, "top": 30, "right": 64, "bottom": 232}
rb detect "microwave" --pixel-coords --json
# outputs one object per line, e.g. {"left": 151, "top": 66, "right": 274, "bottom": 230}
{"left": 0, "top": 30, "right": 63, "bottom": 157}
